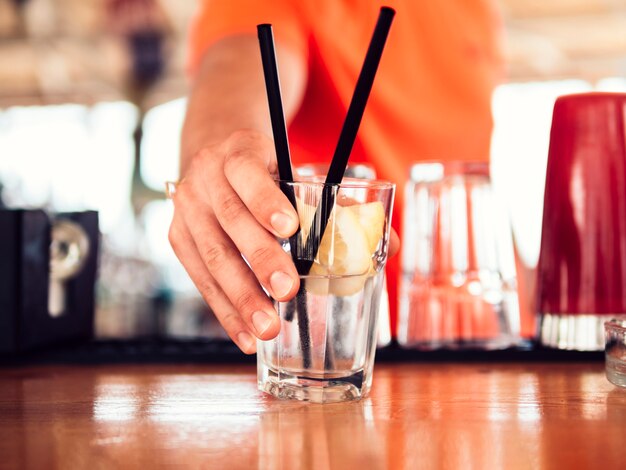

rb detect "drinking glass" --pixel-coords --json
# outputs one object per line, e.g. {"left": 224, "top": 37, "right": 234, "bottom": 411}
{"left": 605, "top": 319, "right": 626, "bottom": 388}
{"left": 257, "top": 179, "right": 395, "bottom": 403}
{"left": 398, "top": 161, "right": 521, "bottom": 350}
{"left": 537, "top": 93, "right": 626, "bottom": 350}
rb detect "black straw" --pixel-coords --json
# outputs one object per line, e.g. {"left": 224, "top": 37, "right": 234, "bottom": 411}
{"left": 257, "top": 24, "right": 294, "bottom": 182}
{"left": 257, "top": 24, "right": 311, "bottom": 368}
{"left": 327, "top": 7, "right": 395, "bottom": 184}
{"left": 302, "top": 6, "right": 395, "bottom": 273}
{"left": 257, "top": 24, "right": 310, "bottom": 275}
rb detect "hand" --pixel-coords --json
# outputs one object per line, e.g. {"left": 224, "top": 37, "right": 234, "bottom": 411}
{"left": 168, "top": 129, "right": 301, "bottom": 354}
{"left": 169, "top": 130, "right": 401, "bottom": 355}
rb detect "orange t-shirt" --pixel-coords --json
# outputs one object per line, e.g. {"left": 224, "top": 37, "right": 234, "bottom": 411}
{"left": 188, "top": 0, "right": 505, "bottom": 335}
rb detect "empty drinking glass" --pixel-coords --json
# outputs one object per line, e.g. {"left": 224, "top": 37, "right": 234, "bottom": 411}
{"left": 398, "top": 161, "right": 521, "bottom": 350}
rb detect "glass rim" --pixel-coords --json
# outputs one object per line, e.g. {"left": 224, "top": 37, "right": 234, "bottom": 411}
{"left": 409, "top": 160, "right": 490, "bottom": 183}
{"left": 294, "top": 163, "right": 377, "bottom": 180}
{"left": 275, "top": 178, "right": 395, "bottom": 190}
{"left": 410, "top": 159, "right": 489, "bottom": 167}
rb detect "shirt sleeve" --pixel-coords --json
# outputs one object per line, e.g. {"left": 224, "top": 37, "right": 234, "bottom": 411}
{"left": 187, "top": 0, "right": 309, "bottom": 75}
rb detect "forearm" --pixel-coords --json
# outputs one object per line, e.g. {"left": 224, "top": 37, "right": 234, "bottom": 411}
{"left": 180, "top": 35, "right": 307, "bottom": 175}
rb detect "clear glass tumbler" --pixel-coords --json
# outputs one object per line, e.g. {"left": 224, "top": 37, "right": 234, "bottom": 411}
{"left": 398, "top": 161, "right": 521, "bottom": 350}
{"left": 257, "top": 179, "right": 395, "bottom": 403}
{"left": 605, "top": 319, "right": 626, "bottom": 388}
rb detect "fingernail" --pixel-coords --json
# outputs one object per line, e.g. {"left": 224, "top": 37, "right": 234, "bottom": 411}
{"left": 270, "top": 211, "right": 296, "bottom": 237}
{"left": 252, "top": 311, "right": 273, "bottom": 336}
{"left": 270, "top": 271, "right": 295, "bottom": 298}
{"left": 237, "top": 332, "right": 255, "bottom": 353}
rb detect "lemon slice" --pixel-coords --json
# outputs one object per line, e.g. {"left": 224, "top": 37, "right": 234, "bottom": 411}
{"left": 347, "top": 202, "right": 385, "bottom": 253}
{"left": 312, "top": 206, "right": 370, "bottom": 276}
{"left": 295, "top": 198, "right": 385, "bottom": 296}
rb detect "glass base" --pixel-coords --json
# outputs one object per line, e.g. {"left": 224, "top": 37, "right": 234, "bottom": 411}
{"left": 606, "top": 357, "right": 626, "bottom": 388}
{"left": 605, "top": 319, "right": 626, "bottom": 388}
{"left": 397, "top": 278, "right": 522, "bottom": 351}
{"left": 258, "top": 364, "right": 367, "bottom": 404}
{"left": 399, "top": 336, "right": 524, "bottom": 351}
{"left": 540, "top": 313, "right": 623, "bottom": 351}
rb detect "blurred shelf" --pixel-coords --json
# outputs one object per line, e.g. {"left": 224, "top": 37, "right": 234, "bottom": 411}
{"left": 1, "top": 0, "right": 626, "bottom": 109}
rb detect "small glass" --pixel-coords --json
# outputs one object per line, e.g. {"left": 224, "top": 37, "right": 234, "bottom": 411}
{"left": 605, "top": 319, "right": 626, "bottom": 388}
{"left": 257, "top": 179, "right": 395, "bottom": 403}
{"left": 398, "top": 161, "right": 521, "bottom": 350}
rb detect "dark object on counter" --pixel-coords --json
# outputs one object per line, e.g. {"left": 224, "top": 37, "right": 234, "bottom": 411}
{"left": 537, "top": 92, "right": 626, "bottom": 351}
{"left": 0, "top": 210, "right": 99, "bottom": 354}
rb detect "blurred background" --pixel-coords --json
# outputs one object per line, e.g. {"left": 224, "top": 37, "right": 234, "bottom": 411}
{"left": 0, "top": 0, "right": 625, "bottom": 341}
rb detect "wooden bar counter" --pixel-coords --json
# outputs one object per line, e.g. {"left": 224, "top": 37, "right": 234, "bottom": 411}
{"left": 1, "top": 362, "right": 625, "bottom": 469}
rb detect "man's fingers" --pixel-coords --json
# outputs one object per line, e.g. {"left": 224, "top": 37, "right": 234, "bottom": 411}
{"left": 167, "top": 215, "right": 257, "bottom": 354}
{"left": 175, "top": 189, "right": 282, "bottom": 340}
{"left": 223, "top": 146, "right": 299, "bottom": 238}
{"left": 208, "top": 166, "right": 300, "bottom": 302}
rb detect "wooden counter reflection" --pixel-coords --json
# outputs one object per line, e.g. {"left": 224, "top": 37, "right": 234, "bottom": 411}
{"left": 0, "top": 363, "right": 624, "bottom": 469}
